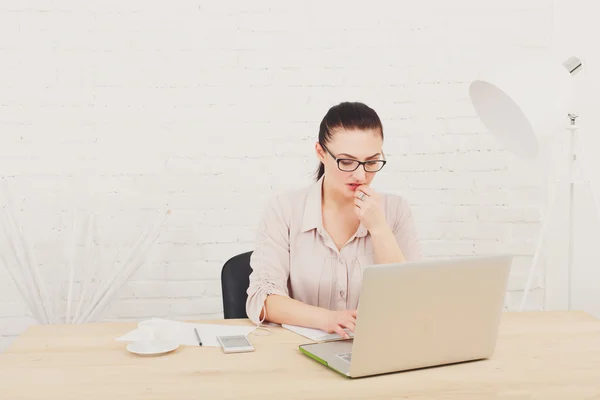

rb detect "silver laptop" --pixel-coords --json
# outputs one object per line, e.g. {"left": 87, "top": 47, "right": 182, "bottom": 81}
{"left": 299, "top": 255, "right": 512, "bottom": 378}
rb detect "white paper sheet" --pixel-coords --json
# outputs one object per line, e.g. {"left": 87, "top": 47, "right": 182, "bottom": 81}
{"left": 281, "top": 324, "right": 354, "bottom": 342}
{"left": 115, "top": 318, "right": 257, "bottom": 347}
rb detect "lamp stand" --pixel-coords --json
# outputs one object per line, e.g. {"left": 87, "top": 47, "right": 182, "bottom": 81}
{"left": 519, "top": 113, "right": 600, "bottom": 311}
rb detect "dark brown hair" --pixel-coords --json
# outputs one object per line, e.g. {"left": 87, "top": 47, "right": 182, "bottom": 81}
{"left": 315, "top": 102, "right": 384, "bottom": 181}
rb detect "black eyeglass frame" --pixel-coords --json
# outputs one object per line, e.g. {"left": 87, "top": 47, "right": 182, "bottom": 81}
{"left": 320, "top": 143, "right": 387, "bottom": 173}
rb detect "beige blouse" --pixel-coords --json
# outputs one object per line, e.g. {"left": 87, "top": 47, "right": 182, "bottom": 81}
{"left": 245, "top": 176, "right": 422, "bottom": 325}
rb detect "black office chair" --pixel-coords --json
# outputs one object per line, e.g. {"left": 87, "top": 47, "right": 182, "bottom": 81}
{"left": 221, "top": 251, "right": 253, "bottom": 319}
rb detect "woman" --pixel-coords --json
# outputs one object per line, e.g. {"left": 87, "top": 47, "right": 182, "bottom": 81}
{"left": 245, "top": 101, "right": 421, "bottom": 338}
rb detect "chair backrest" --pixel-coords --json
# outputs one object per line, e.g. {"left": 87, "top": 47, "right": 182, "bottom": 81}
{"left": 220, "top": 251, "right": 253, "bottom": 319}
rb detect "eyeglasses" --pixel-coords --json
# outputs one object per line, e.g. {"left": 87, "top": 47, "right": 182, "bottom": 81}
{"left": 320, "top": 143, "right": 387, "bottom": 172}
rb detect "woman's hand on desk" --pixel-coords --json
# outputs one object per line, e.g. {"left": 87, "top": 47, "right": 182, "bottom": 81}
{"left": 319, "top": 309, "right": 357, "bottom": 339}
{"left": 263, "top": 295, "right": 356, "bottom": 339}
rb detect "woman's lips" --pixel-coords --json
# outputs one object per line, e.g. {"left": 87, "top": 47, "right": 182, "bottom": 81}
{"left": 347, "top": 183, "right": 361, "bottom": 191}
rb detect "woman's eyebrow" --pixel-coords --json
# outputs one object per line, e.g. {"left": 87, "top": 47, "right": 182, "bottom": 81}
{"left": 338, "top": 152, "right": 381, "bottom": 159}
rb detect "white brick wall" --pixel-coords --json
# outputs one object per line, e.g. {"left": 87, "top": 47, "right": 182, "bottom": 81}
{"left": 0, "top": 0, "right": 554, "bottom": 352}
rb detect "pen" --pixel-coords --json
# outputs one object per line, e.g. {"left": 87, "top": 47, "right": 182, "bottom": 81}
{"left": 194, "top": 328, "right": 202, "bottom": 346}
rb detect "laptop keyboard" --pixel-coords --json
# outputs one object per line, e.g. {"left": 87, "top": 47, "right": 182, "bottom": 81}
{"left": 320, "top": 331, "right": 354, "bottom": 342}
{"left": 336, "top": 352, "right": 352, "bottom": 363}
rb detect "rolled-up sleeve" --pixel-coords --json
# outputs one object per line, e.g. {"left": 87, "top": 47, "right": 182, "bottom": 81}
{"left": 392, "top": 196, "right": 422, "bottom": 262}
{"left": 246, "top": 195, "right": 291, "bottom": 325}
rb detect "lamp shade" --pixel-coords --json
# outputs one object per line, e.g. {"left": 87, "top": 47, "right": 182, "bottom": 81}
{"left": 469, "top": 56, "right": 581, "bottom": 159}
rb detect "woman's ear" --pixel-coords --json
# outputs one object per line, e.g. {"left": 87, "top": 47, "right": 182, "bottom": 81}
{"left": 315, "top": 142, "right": 326, "bottom": 163}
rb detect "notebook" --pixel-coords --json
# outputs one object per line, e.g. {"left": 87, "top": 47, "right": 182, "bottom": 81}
{"left": 115, "top": 318, "right": 257, "bottom": 347}
{"left": 282, "top": 324, "right": 354, "bottom": 343}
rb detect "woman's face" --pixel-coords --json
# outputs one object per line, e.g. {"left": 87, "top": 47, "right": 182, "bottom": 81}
{"left": 316, "top": 128, "right": 384, "bottom": 199}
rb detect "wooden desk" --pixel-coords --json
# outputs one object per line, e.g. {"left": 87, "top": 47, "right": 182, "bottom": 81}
{"left": 1, "top": 311, "right": 600, "bottom": 399}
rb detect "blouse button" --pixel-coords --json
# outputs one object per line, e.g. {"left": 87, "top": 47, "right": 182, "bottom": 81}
{"left": 339, "top": 290, "right": 345, "bottom": 298}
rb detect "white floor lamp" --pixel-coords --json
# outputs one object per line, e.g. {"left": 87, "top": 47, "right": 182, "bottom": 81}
{"left": 468, "top": 55, "right": 600, "bottom": 311}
